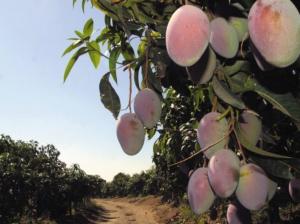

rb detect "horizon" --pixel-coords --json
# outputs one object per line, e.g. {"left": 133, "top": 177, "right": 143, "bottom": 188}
{"left": 0, "top": 0, "right": 156, "bottom": 181}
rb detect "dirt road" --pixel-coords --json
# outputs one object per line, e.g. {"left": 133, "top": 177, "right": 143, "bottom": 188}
{"left": 81, "top": 196, "right": 178, "bottom": 224}
{"left": 92, "top": 198, "right": 157, "bottom": 224}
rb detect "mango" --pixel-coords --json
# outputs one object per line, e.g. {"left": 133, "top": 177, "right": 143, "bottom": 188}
{"left": 166, "top": 5, "right": 210, "bottom": 66}
{"left": 208, "top": 149, "right": 240, "bottom": 198}
{"left": 210, "top": 17, "right": 239, "bottom": 58}
{"left": 248, "top": 0, "right": 300, "bottom": 67}
{"left": 188, "top": 167, "right": 216, "bottom": 214}
{"left": 289, "top": 178, "right": 300, "bottom": 202}
{"left": 134, "top": 88, "right": 162, "bottom": 128}
{"left": 197, "top": 112, "right": 229, "bottom": 159}
{"left": 227, "top": 201, "right": 252, "bottom": 224}
{"left": 239, "top": 110, "right": 262, "bottom": 146}
{"left": 236, "top": 163, "right": 269, "bottom": 210}
{"left": 116, "top": 113, "right": 145, "bottom": 155}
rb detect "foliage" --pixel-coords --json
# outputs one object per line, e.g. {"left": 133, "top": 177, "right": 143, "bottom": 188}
{"left": 103, "top": 167, "right": 159, "bottom": 198}
{"left": 0, "top": 135, "right": 105, "bottom": 223}
{"left": 65, "top": 0, "right": 300, "bottom": 222}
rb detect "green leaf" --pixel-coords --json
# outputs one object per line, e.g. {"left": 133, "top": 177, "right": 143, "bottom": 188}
{"left": 226, "top": 72, "right": 253, "bottom": 93}
{"left": 82, "top": 0, "right": 87, "bottom": 12}
{"left": 104, "top": 15, "right": 111, "bottom": 27}
{"left": 99, "top": 73, "right": 121, "bottom": 119}
{"left": 87, "top": 41, "right": 101, "bottom": 68}
{"left": 250, "top": 156, "right": 294, "bottom": 179}
{"left": 75, "top": 30, "right": 85, "bottom": 39}
{"left": 147, "top": 127, "right": 156, "bottom": 140}
{"left": 138, "top": 39, "right": 147, "bottom": 56}
{"left": 92, "top": 0, "right": 120, "bottom": 21}
{"left": 229, "top": 74, "right": 300, "bottom": 125}
{"left": 121, "top": 43, "right": 135, "bottom": 62}
{"left": 64, "top": 47, "right": 87, "bottom": 82}
{"left": 72, "top": 0, "right": 77, "bottom": 7}
{"left": 235, "top": 123, "right": 291, "bottom": 159}
{"left": 96, "top": 27, "right": 110, "bottom": 43}
{"left": 64, "top": 57, "right": 76, "bottom": 82}
{"left": 83, "top": 18, "right": 94, "bottom": 37}
{"left": 212, "top": 76, "right": 246, "bottom": 109}
{"left": 254, "top": 83, "right": 300, "bottom": 123}
{"left": 132, "top": 3, "right": 156, "bottom": 24}
{"left": 223, "top": 60, "right": 250, "bottom": 76}
{"left": 193, "top": 88, "right": 204, "bottom": 109}
{"left": 162, "top": 4, "right": 177, "bottom": 19}
{"left": 67, "top": 37, "right": 80, "bottom": 41}
{"left": 134, "top": 59, "right": 143, "bottom": 91}
{"left": 62, "top": 40, "right": 83, "bottom": 56}
{"left": 109, "top": 47, "right": 121, "bottom": 83}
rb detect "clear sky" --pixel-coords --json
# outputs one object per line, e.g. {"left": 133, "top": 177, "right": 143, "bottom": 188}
{"left": 0, "top": 0, "right": 156, "bottom": 181}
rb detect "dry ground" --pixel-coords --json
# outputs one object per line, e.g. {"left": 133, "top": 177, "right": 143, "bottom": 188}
{"left": 60, "top": 196, "right": 179, "bottom": 224}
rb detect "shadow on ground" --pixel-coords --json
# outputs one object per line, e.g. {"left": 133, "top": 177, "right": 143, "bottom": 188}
{"left": 57, "top": 203, "right": 114, "bottom": 224}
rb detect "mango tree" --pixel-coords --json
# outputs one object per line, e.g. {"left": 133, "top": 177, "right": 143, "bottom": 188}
{"left": 65, "top": 0, "right": 300, "bottom": 222}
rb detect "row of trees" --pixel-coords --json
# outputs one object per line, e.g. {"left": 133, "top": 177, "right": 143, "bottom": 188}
{"left": 0, "top": 134, "right": 171, "bottom": 223}
{"left": 104, "top": 168, "right": 159, "bottom": 198}
{"left": 0, "top": 135, "right": 106, "bottom": 223}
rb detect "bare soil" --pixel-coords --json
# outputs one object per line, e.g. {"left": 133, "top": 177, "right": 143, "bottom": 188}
{"left": 61, "top": 196, "right": 179, "bottom": 224}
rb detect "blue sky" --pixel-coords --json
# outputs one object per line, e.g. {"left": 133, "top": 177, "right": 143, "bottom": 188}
{"left": 0, "top": 0, "right": 156, "bottom": 181}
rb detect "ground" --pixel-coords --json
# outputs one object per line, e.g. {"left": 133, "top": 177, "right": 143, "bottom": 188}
{"left": 28, "top": 196, "right": 300, "bottom": 224}
{"left": 60, "top": 196, "right": 179, "bottom": 224}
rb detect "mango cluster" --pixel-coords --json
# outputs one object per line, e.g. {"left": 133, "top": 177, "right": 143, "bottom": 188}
{"left": 166, "top": 0, "right": 300, "bottom": 76}
{"left": 188, "top": 111, "right": 280, "bottom": 223}
{"left": 116, "top": 88, "right": 161, "bottom": 155}
{"left": 164, "top": 2, "right": 300, "bottom": 221}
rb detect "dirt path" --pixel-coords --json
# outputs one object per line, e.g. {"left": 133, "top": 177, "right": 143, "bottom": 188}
{"left": 80, "top": 196, "right": 178, "bottom": 224}
{"left": 92, "top": 198, "right": 158, "bottom": 224}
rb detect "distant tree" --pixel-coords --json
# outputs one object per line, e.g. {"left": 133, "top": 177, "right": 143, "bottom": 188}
{"left": 110, "top": 172, "right": 131, "bottom": 197}
{"left": 128, "top": 172, "right": 146, "bottom": 196}
{"left": 0, "top": 135, "right": 106, "bottom": 223}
